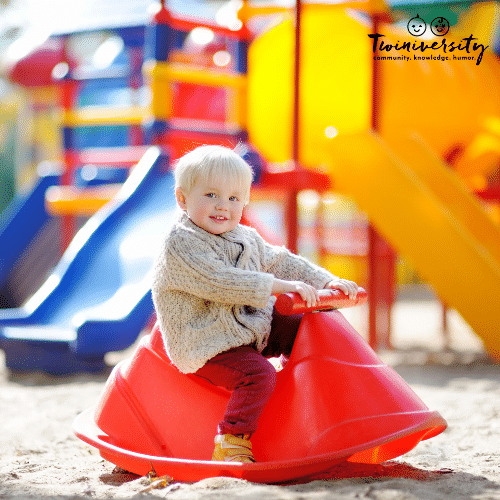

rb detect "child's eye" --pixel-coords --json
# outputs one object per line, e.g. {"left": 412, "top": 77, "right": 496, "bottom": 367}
{"left": 205, "top": 192, "right": 216, "bottom": 198}
{"left": 229, "top": 196, "right": 239, "bottom": 202}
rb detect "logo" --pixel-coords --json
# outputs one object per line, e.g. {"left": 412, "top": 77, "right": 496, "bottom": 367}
{"left": 369, "top": 14, "right": 488, "bottom": 65}
{"left": 430, "top": 17, "right": 450, "bottom": 36}
{"left": 407, "top": 15, "right": 426, "bottom": 37}
{"left": 406, "top": 15, "right": 450, "bottom": 37}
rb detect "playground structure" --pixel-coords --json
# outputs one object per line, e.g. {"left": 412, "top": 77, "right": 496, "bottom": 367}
{"left": 0, "top": 0, "right": 327, "bottom": 373}
{"left": 0, "top": 148, "right": 178, "bottom": 373}
{"left": 0, "top": 0, "right": 499, "bottom": 374}
{"left": 246, "top": 1, "right": 500, "bottom": 356}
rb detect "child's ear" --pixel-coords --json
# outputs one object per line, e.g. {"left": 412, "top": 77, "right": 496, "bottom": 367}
{"left": 175, "top": 187, "right": 187, "bottom": 210}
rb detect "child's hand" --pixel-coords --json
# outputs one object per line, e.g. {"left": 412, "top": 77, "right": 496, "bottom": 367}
{"left": 272, "top": 279, "right": 320, "bottom": 308}
{"left": 326, "top": 279, "right": 359, "bottom": 300}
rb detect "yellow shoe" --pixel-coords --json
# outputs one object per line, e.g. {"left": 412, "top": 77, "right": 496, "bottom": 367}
{"left": 212, "top": 434, "right": 255, "bottom": 463}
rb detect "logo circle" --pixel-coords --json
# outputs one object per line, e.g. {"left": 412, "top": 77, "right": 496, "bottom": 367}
{"left": 430, "top": 17, "right": 450, "bottom": 36}
{"left": 407, "top": 15, "right": 427, "bottom": 37}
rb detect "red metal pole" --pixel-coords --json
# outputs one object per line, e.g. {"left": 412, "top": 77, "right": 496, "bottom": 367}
{"left": 128, "top": 46, "right": 144, "bottom": 146}
{"left": 292, "top": 0, "right": 302, "bottom": 165}
{"left": 368, "top": 14, "right": 381, "bottom": 349}
{"left": 286, "top": 0, "right": 302, "bottom": 254}
{"left": 61, "top": 37, "right": 78, "bottom": 252}
{"left": 368, "top": 13, "right": 396, "bottom": 350}
{"left": 371, "top": 15, "right": 381, "bottom": 132}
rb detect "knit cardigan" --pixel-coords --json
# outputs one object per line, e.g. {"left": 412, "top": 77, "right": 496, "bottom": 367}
{"left": 151, "top": 212, "right": 337, "bottom": 373}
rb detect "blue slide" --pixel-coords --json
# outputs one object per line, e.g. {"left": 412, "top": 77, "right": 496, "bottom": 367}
{"left": 0, "top": 166, "right": 61, "bottom": 309}
{"left": 0, "top": 147, "right": 177, "bottom": 374}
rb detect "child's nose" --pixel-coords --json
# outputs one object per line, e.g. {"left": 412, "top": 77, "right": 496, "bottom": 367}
{"left": 215, "top": 199, "right": 228, "bottom": 209}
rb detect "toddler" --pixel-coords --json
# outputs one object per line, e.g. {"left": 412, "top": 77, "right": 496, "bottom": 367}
{"left": 152, "top": 145, "right": 358, "bottom": 463}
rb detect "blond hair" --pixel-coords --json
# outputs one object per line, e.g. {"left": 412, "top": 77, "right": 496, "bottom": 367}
{"left": 174, "top": 145, "right": 253, "bottom": 204}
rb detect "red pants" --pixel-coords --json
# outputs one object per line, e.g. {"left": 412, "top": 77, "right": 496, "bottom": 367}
{"left": 193, "top": 310, "right": 302, "bottom": 436}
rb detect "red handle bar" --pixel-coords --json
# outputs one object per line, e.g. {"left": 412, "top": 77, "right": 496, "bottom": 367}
{"left": 275, "top": 287, "right": 368, "bottom": 315}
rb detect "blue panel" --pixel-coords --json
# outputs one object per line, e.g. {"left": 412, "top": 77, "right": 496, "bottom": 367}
{"left": 73, "top": 125, "right": 129, "bottom": 148}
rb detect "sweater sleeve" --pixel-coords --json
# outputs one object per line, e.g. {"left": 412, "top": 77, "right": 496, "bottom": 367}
{"left": 155, "top": 233, "right": 275, "bottom": 308}
{"left": 259, "top": 236, "right": 338, "bottom": 289}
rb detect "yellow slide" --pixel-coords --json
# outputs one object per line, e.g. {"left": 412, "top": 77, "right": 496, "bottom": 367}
{"left": 326, "top": 132, "right": 500, "bottom": 359}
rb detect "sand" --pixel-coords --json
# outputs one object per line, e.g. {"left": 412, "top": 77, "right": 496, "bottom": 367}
{"left": 1, "top": 295, "right": 500, "bottom": 500}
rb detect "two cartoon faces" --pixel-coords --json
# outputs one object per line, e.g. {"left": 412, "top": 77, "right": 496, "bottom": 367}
{"left": 407, "top": 15, "right": 449, "bottom": 37}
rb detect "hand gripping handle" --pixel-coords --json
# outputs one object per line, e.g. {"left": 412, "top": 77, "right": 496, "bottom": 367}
{"left": 275, "top": 287, "right": 368, "bottom": 315}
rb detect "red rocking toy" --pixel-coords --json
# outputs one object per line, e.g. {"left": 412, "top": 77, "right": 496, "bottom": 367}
{"left": 73, "top": 288, "right": 447, "bottom": 483}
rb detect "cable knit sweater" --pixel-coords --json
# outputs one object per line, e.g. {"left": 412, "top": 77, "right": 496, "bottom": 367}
{"left": 152, "top": 212, "right": 337, "bottom": 373}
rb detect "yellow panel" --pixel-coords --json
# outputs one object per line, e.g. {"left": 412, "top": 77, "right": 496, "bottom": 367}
{"left": 248, "top": 16, "right": 294, "bottom": 163}
{"left": 378, "top": 23, "right": 500, "bottom": 166}
{"left": 452, "top": 1, "right": 500, "bottom": 45}
{"left": 247, "top": 5, "right": 371, "bottom": 165}
{"left": 45, "top": 185, "right": 120, "bottom": 216}
{"left": 320, "top": 254, "right": 367, "bottom": 285}
{"left": 247, "top": 5, "right": 500, "bottom": 177}
{"left": 62, "top": 106, "right": 147, "bottom": 127}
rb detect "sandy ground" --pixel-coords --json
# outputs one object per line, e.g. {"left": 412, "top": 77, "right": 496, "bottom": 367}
{"left": 1, "top": 292, "right": 500, "bottom": 500}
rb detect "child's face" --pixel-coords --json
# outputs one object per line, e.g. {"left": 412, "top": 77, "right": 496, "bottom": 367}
{"left": 176, "top": 176, "right": 246, "bottom": 235}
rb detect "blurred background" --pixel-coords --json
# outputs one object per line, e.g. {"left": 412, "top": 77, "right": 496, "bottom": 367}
{"left": 0, "top": 0, "right": 497, "bottom": 374}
